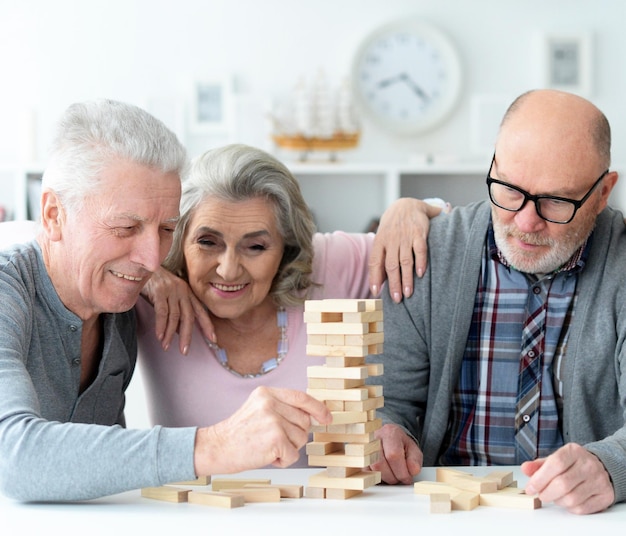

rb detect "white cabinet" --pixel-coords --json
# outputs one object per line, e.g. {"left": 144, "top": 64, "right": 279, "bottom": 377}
{"left": 287, "top": 160, "right": 487, "bottom": 232}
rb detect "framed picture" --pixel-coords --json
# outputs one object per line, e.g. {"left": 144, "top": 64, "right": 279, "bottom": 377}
{"left": 543, "top": 33, "right": 592, "bottom": 95}
{"left": 189, "top": 77, "right": 233, "bottom": 134}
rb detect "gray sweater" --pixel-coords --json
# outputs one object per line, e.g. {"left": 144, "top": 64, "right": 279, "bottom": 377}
{"left": 372, "top": 201, "right": 626, "bottom": 504}
{"left": 0, "top": 241, "right": 197, "bottom": 501}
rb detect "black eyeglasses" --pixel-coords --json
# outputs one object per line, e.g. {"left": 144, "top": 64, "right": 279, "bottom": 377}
{"left": 486, "top": 154, "right": 608, "bottom": 224}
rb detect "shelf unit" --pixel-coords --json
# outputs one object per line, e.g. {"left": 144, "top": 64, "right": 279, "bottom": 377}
{"left": 286, "top": 160, "right": 487, "bottom": 232}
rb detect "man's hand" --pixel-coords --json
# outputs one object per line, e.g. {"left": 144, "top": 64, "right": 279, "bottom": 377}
{"left": 193, "top": 387, "right": 332, "bottom": 475}
{"left": 522, "top": 443, "right": 615, "bottom": 514}
{"left": 369, "top": 423, "right": 423, "bottom": 484}
{"left": 141, "top": 267, "right": 215, "bottom": 355}
{"left": 369, "top": 198, "right": 442, "bottom": 303}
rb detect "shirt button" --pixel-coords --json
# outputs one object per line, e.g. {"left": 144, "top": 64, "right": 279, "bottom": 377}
{"left": 72, "top": 358, "right": 81, "bottom": 366}
{"left": 528, "top": 350, "right": 535, "bottom": 358}
{"left": 69, "top": 325, "right": 78, "bottom": 332}
{"left": 523, "top": 414, "right": 531, "bottom": 423}
{"left": 533, "top": 287, "right": 541, "bottom": 295}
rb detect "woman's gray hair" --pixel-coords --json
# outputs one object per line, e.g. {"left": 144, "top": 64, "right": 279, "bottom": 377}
{"left": 164, "top": 143, "right": 317, "bottom": 308}
{"left": 41, "top": 99, "right": 188, "bottom": 215}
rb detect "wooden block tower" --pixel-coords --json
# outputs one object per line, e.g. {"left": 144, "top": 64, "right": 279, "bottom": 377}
{"left": 303, "top": 298, "right": 384, "bottom": 499}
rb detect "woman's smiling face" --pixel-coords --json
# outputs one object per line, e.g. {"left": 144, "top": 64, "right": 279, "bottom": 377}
{"left": 182, "top": 196, "right": 285, "bottom": 320}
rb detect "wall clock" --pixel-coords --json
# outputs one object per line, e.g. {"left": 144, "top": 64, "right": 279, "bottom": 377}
{"left": 352, "top": 19, "right": 463, "bottom": 135}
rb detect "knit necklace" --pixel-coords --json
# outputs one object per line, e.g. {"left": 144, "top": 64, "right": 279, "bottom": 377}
{"left": 205, "top": 307, "right": 288, "bottom": 379}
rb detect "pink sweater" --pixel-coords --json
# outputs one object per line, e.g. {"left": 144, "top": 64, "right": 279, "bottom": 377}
{"left": 135, "top": 231, "right": 374, "bottom": 464}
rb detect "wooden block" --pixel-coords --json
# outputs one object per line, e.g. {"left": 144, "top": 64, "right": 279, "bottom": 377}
{"left": 366, "top": 363, "right": 384, "bottom": 377}
{"left": 308, "top": 469, "right": 381, "bottom": 490}
{"left": 306, "top": 322, "right": 370, "bottom": 335}
{"left": 305, "top": 486, "right": 326, "bottom": 499}
{"left": 303, "top": 311, "right": 343, "bottom": 323}
{"left": 326, "top": 466, "right": 362, "bottom": 477}
{"left": 430, "top": 493, "right": 452, "bottom": 514}
{"left": 306, "top": 344, "right": 371, "bottom": 357}
{"left": 307, "top": 387, "right": 368, "bottom": 401}
{"left": 308, "top": 451, "right": 379, "bottom": 468}
{"left": 223, "top": 487, "right": 281, "bottom": 503}
{"left": 330, "top": 410, "right": 369, "bottom": 424}
{"left": 327, "top": 418, "right": 382, "bottom": 435}
{"left": 306, "top": 334, "right": 327, "bottom": 345}
{"left": 306, "top": 441, "right": 342, "bottom": 455}
{"left": 343, "top": 310, "right": 383, "bottom": 323}
{"left": 187, "top": 490, "right": 245, "bottom": 508}
{"left": 344, "top": 439, "right": 381, "bottom": 456}
{"left": 436, "top": 467, "right": 497, "bottom": 493}
{"left": 366, "top": 385, "right": 383, "bottom": 397}
{"left": 325, "top": 334, "right": 346, "bottom": 345}
{"left": 168, "top": 475, "right": 211, "bottom": 486}
{"left": 484, "top": 470, "right": 515, "bottom": 489}
{"left": 344, "top": 396, "right": 384, "bottom": 411}
{"left": 362, "top": 299, "right": 382, "bottom": 311}
{"left": 325, "top": 356, "right": 366, "bottom": 367}
{"left": 314, "top": 431, "right": 375, "bottom": 444}
{"left": 414, "top": 481, "right": 479, "bottom": 511}
{"left": 308, "top": 377, "right": 364, "bottom": 389}
{"left": 304, "top": 299, "right": 367, "bottom": 313}
{"left": 211, "top": 478, "right": 271, "bottom": 491}
{"left": 344, "top": 332, "right": 384, "bottom": 345}
{"left": 479, "top": 490, "right": 541, "bottom": 509}
{"left": 308, "top": 365, "right": 369, "bottom": 380}
{"left": 244, "top": 483, "right": 304, "bottom": 499}
{"left": 325, "top": 488, "right": 363, "bottom": 500}
{"left": 325, "top": 399, "right": 345, "bottom": 411}
{"left": 448, "top": 476, "right": 497, "bottom": 494}
{"left": 141, "top": 486, "right": 190, "bottom": 503}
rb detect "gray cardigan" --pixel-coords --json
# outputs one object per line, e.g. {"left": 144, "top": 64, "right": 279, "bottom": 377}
{"left": 373, "top": 201, "right": 626, "bottom": 504}
{"left": 0, "top": 241, "right": 198, "bottom": 501}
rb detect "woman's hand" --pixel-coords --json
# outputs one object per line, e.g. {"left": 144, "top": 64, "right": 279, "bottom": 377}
{"left": 369, "top": 198, "right": 444, "bottom": 302}
{"left": 141, "top": 267, "right": 215, "bottom": 355}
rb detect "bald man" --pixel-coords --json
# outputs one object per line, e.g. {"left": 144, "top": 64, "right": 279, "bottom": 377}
{"left": 368, "top": 89, "right": 626, "bottom": 514}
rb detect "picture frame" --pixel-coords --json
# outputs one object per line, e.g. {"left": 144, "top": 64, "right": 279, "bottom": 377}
{"left": 189, "top": 77, "right": 233, "bottom": 134}
{"left": 542, "top": 33, "right": 592, "bottom": 96}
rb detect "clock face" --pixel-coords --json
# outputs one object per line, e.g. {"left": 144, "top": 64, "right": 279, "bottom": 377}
{"left": 352, "top": 20, "right": 462, "bottom": 135}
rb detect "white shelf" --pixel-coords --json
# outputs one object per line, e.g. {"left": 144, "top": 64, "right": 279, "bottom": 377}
{"left": 285, "top": 159, "right": 487, "bottom": 232}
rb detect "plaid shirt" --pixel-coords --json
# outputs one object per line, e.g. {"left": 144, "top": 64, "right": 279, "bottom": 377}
{"left": 439, "top": 223, "right": 588, "bottom": 465}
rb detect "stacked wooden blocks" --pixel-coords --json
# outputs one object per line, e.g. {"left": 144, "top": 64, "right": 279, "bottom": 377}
{"left": 303, "top": 298, "right": 384, "bottom": 500}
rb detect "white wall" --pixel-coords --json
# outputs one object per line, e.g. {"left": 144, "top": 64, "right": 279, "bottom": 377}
{"left": 1, "top": 1, "right": 625, "bottom": 169}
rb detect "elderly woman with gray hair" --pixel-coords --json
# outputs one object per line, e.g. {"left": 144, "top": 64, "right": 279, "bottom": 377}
{"left": 135, "top": 143, "right": 439, "bottom": 465}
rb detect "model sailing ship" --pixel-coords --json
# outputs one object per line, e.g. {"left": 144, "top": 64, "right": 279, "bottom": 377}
{"left": 271, "top": 72, "right": 360, "bottom": 161}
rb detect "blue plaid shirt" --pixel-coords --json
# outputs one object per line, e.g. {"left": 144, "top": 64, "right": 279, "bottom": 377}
{"left": 440, "top": 222, "right": 588, "bottom": 465}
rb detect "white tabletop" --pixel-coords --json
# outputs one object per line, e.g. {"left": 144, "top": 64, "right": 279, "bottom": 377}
{"left": 2, "top": 466, "right": 624, "bottom": 535}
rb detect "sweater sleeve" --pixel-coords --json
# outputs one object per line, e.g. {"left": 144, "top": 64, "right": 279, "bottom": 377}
{"left": 0, "top": 249, "right": 198, "bottom": 502}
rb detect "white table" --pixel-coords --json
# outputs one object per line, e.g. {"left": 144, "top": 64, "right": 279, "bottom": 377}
{"left": 2, "top": 466, "right": 624, "bottom": 535}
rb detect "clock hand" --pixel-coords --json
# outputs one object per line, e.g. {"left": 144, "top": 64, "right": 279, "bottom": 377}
{"left": 399, "top": 72, "right": 430, "bottom": 102}
{"left": 376, "top": 73, "right": 430, "bottom": 102}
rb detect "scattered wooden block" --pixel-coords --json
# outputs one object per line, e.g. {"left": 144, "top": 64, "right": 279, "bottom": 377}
{"left": 484, "top": 470, "right": 515, "bottom": 489}
{"left": 326, "top": 488, "right": 363, "bottom": 500}
{"left": 430, "top": 493, "right": 452, "bottom": 514}
{"left": 244, "top": 483, "right": 304, "bottom": 499}
{"left": 478, "top": 490, "right": 541, "bottom": 509}
{"left": 222, "top": 486, "right": 281, "bottom": 503}
{"left": 141, "top": 486, "right": 191, "bottom": 503}
{"left": 414, "top": 481, "right": 479, "bottom": 511}
{"left": 187, "top": 490, "right": 245, "bottom": 508}
{"left": 211, "top": 478, "right": 271, "bottom": 491}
